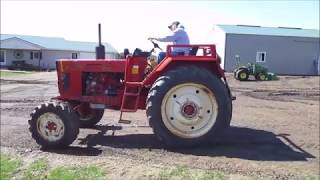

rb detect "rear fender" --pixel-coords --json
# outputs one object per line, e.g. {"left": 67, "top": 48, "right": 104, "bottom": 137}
{"left": 237, "top": 67, "right": 249, "bottom": 71}
{"left": 142, "top": 44, "right": 234, "bottom": 100}
{"left": 142, "top": 58, "right": 225, "bottom": 87}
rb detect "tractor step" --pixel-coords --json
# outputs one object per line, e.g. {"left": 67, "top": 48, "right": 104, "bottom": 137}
{"left": 120, "top": 82, "right": 142, "bottom": 111}
{"left": 124, "top": 92, "right": 140, "bottom": 96}
{"left": 125, "top": 82, "right": 143, "bottom": 87}
{"left": 120, "top": 109, "right": 137, "bottom": 112}
{"left": 119, "top": 82, "right": 142, "bottom": 122}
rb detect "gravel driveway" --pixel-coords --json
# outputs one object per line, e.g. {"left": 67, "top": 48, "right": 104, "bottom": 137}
{"left": 1, "top": 71, "right": 319, "bottom": 179}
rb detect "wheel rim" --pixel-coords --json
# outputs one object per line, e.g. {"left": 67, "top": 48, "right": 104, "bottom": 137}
{"left": 259, "top": 74, "right": 266, "bottom": 80}
{"left": 37, "top": 112, "right": 65, "bottom": 142}
{"left": 240, "top": 72, "right": 247, "bottom": 79}
{"left": 161, "top": 83, "right": 218, "bottom": 138}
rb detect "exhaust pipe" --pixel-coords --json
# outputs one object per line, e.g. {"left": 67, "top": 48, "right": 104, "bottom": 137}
{"left": 96, "top": 23, "right": 105, "bottom": 59}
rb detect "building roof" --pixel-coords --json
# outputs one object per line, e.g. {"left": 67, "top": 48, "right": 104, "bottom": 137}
{"left": 216, "top": 25, "right": 320, "bottom": 38}
{"left": 0, "top": 34, "right": 118, "bottom": 53}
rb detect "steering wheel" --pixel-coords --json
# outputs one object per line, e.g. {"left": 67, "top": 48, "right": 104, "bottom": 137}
{"left": 149, "top": 40, "right": 163, "bottom": 52}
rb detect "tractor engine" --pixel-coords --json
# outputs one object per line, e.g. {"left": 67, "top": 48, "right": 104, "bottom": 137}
{"left": 83, "top": 72, "right": 123, "bottom": 96}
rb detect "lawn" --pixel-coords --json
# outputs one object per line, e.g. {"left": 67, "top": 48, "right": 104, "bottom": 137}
{"left": 0, "top": 153, "right": 229, "bottom": 180}
{"left": 0, "top": 153, "right": 22, "bottom": 179}
{"left": 1, "top": 153, "right": 318, "bottom": 180}
{"left": 0, "top": 153, "right": 106, "bottom": 180}
{"left": 0, "top": 70, "right": 34, "bottom": 78}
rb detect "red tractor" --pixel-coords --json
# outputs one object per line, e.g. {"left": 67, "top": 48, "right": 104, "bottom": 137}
{"left": 29, "top": 24, "right": 235, "bottom": 148}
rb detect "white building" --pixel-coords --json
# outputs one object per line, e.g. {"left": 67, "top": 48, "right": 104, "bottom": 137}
{"left": 0, "top": 34, "right": 119, "bottom": 70}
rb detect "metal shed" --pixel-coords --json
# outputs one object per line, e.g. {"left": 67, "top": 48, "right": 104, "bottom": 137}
{"left": 213, "top": 25, "right": 320, "bottom": 75}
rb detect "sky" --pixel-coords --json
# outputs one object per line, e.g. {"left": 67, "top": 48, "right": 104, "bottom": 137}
{"left": 1, "top": 1, "right": 319, "bottom": 52}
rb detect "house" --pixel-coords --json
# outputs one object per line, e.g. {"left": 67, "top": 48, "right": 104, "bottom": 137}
{"left": 212, "top": 25, "right": 320, "bottom": 75}
{"left": 0, "top": 34, "right": 119, "bottom": 70}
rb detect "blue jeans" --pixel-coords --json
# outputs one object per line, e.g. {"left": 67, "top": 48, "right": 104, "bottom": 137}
{"left": 157, "top": 51, "right": 185, "bottom": 63}
{"left": 158, "top": 52, "right": 166, "bottom": 63}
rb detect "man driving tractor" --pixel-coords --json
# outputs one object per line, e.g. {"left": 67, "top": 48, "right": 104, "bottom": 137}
{"left": 28, "top": 23, "right": 234, "bottom": 149}
{"left": 148, "top": 21, "right": 190, "bottom": 63}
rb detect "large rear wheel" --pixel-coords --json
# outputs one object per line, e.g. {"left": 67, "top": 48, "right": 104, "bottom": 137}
{"left": 236, "top": 69, "right": 249, "bottom": 81}
{"left": 29, "top": 102, "right": 79, "bottom": 149}
{"left": 146, "top": 66, "right": 232, "bottom": 147}
{"left": 233, "top": 68, "right": 240, "bottom": 80}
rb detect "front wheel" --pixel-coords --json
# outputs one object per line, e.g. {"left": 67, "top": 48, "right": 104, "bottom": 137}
{"left": 146, "top": 66, "right": 232, "bottom": 147}
{"left": 255, "top": 73, "right": 267, "bottom": 81}
{"left": 29, "top": 102, "right": 80, "bottom": 149}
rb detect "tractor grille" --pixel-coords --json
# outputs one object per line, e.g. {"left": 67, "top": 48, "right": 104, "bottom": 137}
{"left": 62, "top": 73, "right": 70, "bottom": 91}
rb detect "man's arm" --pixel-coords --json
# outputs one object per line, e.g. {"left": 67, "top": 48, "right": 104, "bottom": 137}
{"left": 149, "top": 32, "right": 177, "bottom": 42}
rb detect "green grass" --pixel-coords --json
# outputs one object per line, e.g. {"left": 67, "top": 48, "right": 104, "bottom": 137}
{"left": 22, "top": 158, "right": 49, "bottom": 180}
{"left": 195, "top": 171, "right": 226, "bottom": 180}
{"left": 0, "top": 153, "right": 106, "bottom": 180}
{"left": 159, "top": 166, "right": 191, "bottom": 180}
{"left": 299, "top": 175, "right": 320, "bottom": 180}
{"left": 0, "top": 153, "right": 23, "bottom": 180}
{"left": 0, "top": 70, "right": 34, "bottom": 77}
{"left": 158, "top": 166, "right": 227, "bottom": 180}
{"left": 2, "top": 152, "right": 316, "bottom": 180}
{"left": 47, "top": 165, "right": 106, "bottom": 180}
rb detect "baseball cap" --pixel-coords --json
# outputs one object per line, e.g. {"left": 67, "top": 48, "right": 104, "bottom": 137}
{"left": 168, "top": 21, "right": 180, "bottom": 29}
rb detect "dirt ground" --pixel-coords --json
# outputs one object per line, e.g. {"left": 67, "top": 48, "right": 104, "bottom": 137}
{"left": 1, "top": 71, "right": 319, "bottom": 179}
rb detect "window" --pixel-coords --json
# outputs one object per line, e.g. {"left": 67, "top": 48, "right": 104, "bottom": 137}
{"left": 72, "top": 53, "right": 78, "bottom": 59}
{"left": 14, "top": 50, "right": 23, "bottom": 59}
{"left": 256, "top": 52, "right": 266, "bottom": 62}
{"left": 0, "top": 50, "right": 6, "bottom": 64}
{"left": 34, "top": 52, "right": 39, "bottom": 59}
{"left": 30, "top": 51, "right": 41, "bottom": 60}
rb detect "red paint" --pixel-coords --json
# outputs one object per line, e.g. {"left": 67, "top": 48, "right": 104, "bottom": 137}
{"left": 183, "top": 105, "right": 195, "bottom": 116}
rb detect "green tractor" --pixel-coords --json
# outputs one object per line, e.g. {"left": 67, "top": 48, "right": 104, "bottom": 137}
{"left": 234, "top": 63, "right": 268, "bottom": 81}
{"left": 233, "top": 55, "right": 278, "bottom": 81}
